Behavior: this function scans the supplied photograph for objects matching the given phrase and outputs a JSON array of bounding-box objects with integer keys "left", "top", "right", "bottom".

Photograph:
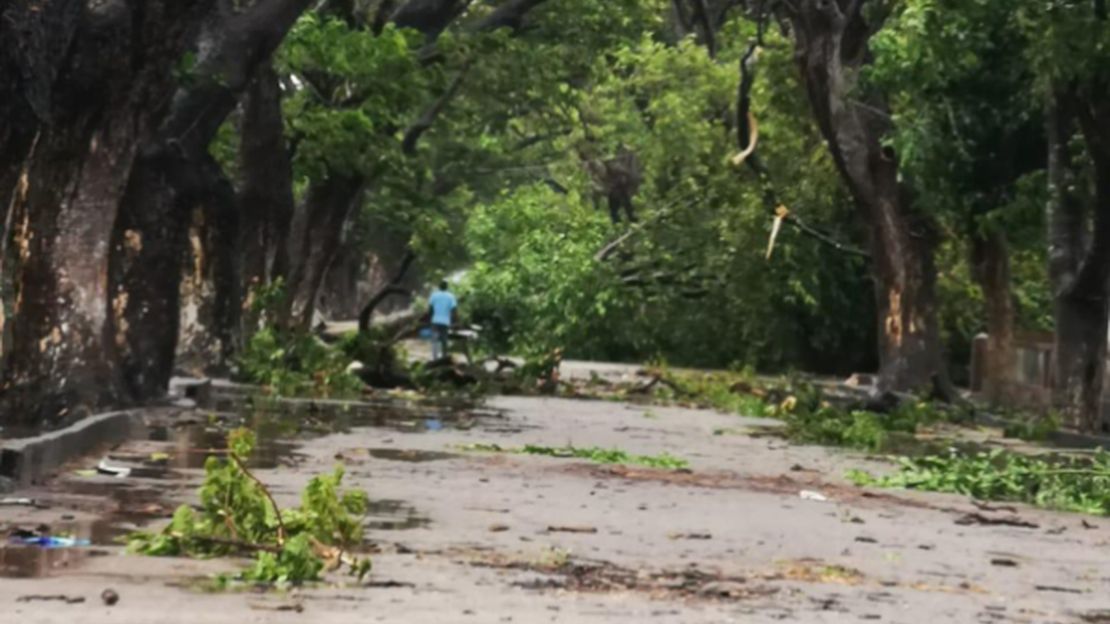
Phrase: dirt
[{"left": 1, "top": 385, "right": 1109, "bottom": 623}]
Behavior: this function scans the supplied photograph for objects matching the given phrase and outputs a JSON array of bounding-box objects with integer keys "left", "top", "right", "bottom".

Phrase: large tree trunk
[
  {"left": 108, "top": 0, "right": 311, "bottom": 399},
  {"left": 1048, "top": 86, "right": 1110, "bottom": 432},
  {"left": 784, "top": 1, "right": 949, "bottom": 395},
  {"left": 970, "top": 229, "right": 1016, "bottom": 403},
  {"left": 240, "top": 62, "right": 296, "bottom": 289},
  {"left": 238, "top": 61, "right": 296, "bottom": 338},
  {"left": 283, "top": 175, "right": 365, "bottom": 329},
  {"left": 177, "top": 171, "right": 242, "bottom": 376},
  {"left": 317, "top": 242, "right": 368, "bottom": 321},
  {"left": 0, "top": 0, "right": 213, "bottom": 426}
]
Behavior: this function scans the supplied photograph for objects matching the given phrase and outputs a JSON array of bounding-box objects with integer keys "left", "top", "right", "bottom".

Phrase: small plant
[
  {"left": 128, "top": 429, "right": 372, "bottom": 584},
  {"left": 848, "top": 448, "right": 1110, "bottom": 516}
]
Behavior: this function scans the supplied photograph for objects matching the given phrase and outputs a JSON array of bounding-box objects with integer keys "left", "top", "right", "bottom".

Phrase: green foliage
[
  {"left": 649, "top": 368, "right": 771, "bottom": 417},
  {"left": 239, "top": 327, "right": 363, "bottom": 399},
  {"left": 1017, "top": 1, "right": 1110, "bottom": 87},
  {"left": 645, "top": 368, "right": 971, "bottom": 452},
  {"left": 461, "top": 29, "right": 874, "bottom": 373},
  {"left": 520, "top": 444, "right": 689, "bottom": 470},
  {"left": 849, "top": 449, "right": 1110, "bottom": 516},
  {"left": 238, "top": 278, "right": 362, "bottom": 398},
  {"left": 459, "top": 442, "right": 688, "bottom": 470},
  {"left": 240, "top": 534, "right": 324, "bottom": 584},
  {"left": 1002, "top": 412, "right": 1061, "bottom": 442},
  {"left": 128, "top": 429, "right": 371, "bottom": 585}
]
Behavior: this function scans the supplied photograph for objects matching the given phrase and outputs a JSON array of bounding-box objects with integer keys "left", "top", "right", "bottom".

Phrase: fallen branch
[
  {"left": 228, "top": 453, "right": 287, "bottom": 546},
  {"left": 547, "top": 525, "right": 598, "bottom": 534},
  {"left": 169, "top": 532, "right": 282, "bottom": 554},
  {"left": 595, "top": 228, "right": 638, "bottom": 262},
  {"left": 954, "top": 513, "right": 1038, "bottom": 529},
  {"left": 630, "top": 374, "right": 690, "bottom": 397},
  {"left": 358, "top": 250, "right": 417, "bottom": 333}
]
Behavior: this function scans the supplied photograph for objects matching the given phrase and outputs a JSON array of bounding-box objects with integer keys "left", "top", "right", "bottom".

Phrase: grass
[{"left": 458, "top": 442, "right": 689, "bottom": 470}]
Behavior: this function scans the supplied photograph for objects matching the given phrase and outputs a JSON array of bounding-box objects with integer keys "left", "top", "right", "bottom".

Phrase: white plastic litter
[
  {"left": 96, "top": 459, "right": 132, "bottom": 478},
  {"left": 799, "top": 490, "right": 829, "bottom": 502}
]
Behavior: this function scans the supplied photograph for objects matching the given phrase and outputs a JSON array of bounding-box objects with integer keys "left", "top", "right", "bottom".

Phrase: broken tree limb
[
  {"left": 595, "top": 228, "right": 638, "bottom": 262},
  {"left": 228, "top": 453, "right": 288, "bottom": 546},
  {"left": 170, "top": 532, "right": 283, "bottom": 554},
  {"left": 731, "top": 109, "right": 759, "bottom": 166},
  {"left": 765, "top": 204, "right": 786, "bottom": 260},
  {"left": 358, "top": 251, "right": 417, "bottom": 333},
  {"left": 733, "top": 33, "right": 868, "bottom": 260}
]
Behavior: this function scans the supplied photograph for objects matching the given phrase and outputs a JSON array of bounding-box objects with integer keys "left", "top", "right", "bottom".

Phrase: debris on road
[
  {"left": 95, "top": 459, "right": 132, "bottom": 478},
  {"left": 16, "top": 595, "right": 85, "bottom": 604},
  {"left": 1035, "top": 585, "right": 1083, "bottom": 594},
  {"left": 955, "top": 513, "right": 1038, "bottom": 529},
  {"left": 546, "top": 525, "right": 598, "bottom": 534},
  {"left": 799, "top": 490, "right": 829, "bottom": 502}
]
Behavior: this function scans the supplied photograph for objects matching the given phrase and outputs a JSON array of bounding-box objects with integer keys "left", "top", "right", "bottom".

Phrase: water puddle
[
  {"left": 367, "top": 448, "right": 458, "bottom": 463},
  {"left": 877, "top": 433, "right": 992, "bottom": 457},
  {"left": 134, "top": 401, "right": 498, "bottom": 473},
  {"left": 0, "top": 520, "right": 131, "bottom": 579},
  {"left": 364, "top": 499, "right": 430, "bottom": 531}
]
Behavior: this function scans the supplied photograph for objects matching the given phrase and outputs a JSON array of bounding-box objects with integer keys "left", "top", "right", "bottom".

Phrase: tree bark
[
  {"left": 970, "top": 229, "right": 1016, "bottom": 403},
  {"left": 0, "top": 0, "right": 213, "bottom": 426},
  {"left": 176, "top": 163, "right": 242, "bottom": 376},
  {"left": 782, "top": 0, "right": 949, "bottom": 396},
  {"left": 239, "top": 62, "right": 296, "bottom": 294},
  {"left": 283, "top": 175, "right": 366, "bottom": 329},
  {"left": 1048, "top": 86, "right": 1110, "bottom": 432},
  {"left": 317, "top": 241, "right": 368, "bottom": 320},
  {"left": 108, "top": 0, "right": 312, "bottom": 400},
  {"left": 358, "top": 250, "right": 416, "bottom": 332}
]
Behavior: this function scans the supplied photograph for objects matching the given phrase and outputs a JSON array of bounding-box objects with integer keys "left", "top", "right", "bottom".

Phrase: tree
[
  {"left": 0, "top": 0, "right": 217, "bottom": 426},
  {"left": 111, "top": 0, "right": 313, "bottom": 398},
  {"left": 867, "top": 0, "right": 1046, "bottom": 396},
  {"left": 1026, "top": 1, "right": 1110, "bottom": 431},
  {"left": 770, "top": 1, "right": 950, "bottom": 396}
]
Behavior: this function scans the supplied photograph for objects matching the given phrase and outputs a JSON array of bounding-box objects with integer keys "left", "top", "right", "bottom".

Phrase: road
[{"left": 2, "top": 391, "right": 1108, "bottom": 623}]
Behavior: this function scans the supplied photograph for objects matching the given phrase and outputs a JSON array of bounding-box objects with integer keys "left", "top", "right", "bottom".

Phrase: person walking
[{"left": 427, "top": 280, "right": 457, "bottom": 361}]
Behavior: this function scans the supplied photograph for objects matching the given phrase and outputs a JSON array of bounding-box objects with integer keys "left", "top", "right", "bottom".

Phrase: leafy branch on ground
[
  {"left": 239, "top": 326, "right": 365, "bottom": 399},
  {"left": 459, "top": 442, "right": 689, "bottom": 470},
  {"left": 848, "top": 449, "right": 1110, "bottom": 516},
  {"left": 127, "top": 428, "right": 372, "bottom": 585}
]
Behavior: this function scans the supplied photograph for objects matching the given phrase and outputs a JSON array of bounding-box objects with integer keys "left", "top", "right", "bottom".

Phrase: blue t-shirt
[{"left": 428, "top": 290, "right": 457, "bottom": 326}]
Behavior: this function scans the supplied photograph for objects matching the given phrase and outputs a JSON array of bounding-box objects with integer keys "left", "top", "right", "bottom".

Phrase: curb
[{"left": 0, "top": 409, "right": 145, "bottom": 487}]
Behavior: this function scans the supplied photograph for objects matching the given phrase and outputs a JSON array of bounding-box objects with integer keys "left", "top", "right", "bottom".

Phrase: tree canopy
[{"left": 1, "top": 0, "right": 1109, "bottom": 431}]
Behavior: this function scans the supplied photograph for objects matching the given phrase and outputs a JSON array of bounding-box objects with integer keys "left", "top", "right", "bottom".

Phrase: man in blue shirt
[{"left": 427, "top": 280, "right": 457, "bottom": 360}]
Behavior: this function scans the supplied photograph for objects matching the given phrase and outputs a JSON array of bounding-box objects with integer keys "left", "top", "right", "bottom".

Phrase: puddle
[
  {"left": 367, "top": 448, "right": 458, "bottom": 463},
  {"left": 136, "top": 401, "right": 498, "bottom": 472},
  {"left": 877, "top": 433, "right": 993, "bottom": 457},
  {"left": 142, "top": 421, "right": 304, "bottom": 470},
  {"left": 364, "top": 500, "right": 430, "bottom": 531},
  {"left": 0, "top": 520, "right": 131, "bottom": 579}
]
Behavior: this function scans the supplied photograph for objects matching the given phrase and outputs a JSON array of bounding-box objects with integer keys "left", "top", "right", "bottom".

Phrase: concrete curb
[{"left": 0, "top": 409, "right": 145, "bottom": 487}]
